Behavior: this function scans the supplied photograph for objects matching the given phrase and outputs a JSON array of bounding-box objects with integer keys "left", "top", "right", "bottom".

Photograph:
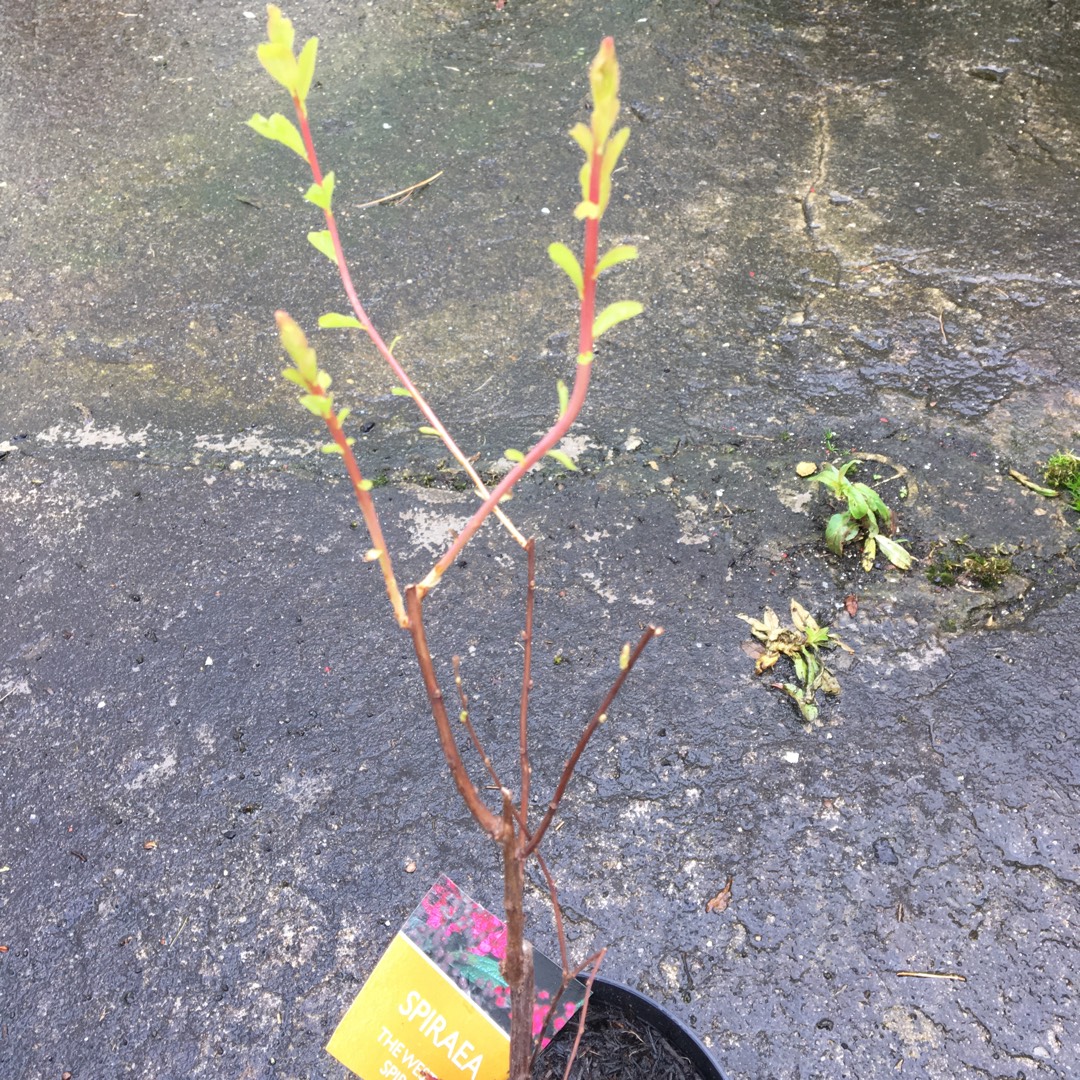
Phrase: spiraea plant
[{"left": 248, "top": 7, "right": 652, "bottom": 1077}]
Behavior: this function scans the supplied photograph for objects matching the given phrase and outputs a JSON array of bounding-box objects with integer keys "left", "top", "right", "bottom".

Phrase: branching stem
[
  {"left": 525, "top": 625, "right": 662, "bottom": 857},
  {"left": 405, "top": 586, "right": 504, "bottom": 840},
  {"left": 292, "top": 97, "right": 526, "bottom": 551}
]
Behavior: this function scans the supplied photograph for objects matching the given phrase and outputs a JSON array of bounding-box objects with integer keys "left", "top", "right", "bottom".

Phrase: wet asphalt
[{"left": 1, "top": 1, "right": 1078, "bottom": 1078}]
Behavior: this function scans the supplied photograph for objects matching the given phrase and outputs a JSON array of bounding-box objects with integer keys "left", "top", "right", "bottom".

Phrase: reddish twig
[
  {"left": 518, "top": 539, "right": 537, "bottom": 821},
  {"left": 526, "top": 625, "right": 662, "bottom": 856},
  {"left": 290, "top": 96, "right": 525, "bottom": 551},
  {"left": 405, "top": 586, "right": 504, "bottom": 840},
  {"left": 453, "top": 655, "right": 503, "bottom": 791},
  {"left": 560, "top": 949, "right": 607, "bottom": 1080}
]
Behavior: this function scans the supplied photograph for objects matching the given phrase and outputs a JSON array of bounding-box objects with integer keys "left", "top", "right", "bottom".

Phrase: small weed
[
  {"left": 807, "top": 460, "right": 912, "bottom": 571},
  {"left": 738, "top": 600, "right": 853, "bottom": 725},
  {"left": 822, "top": 429, "right": 839, "bottom": 456},
  {"left": 1044, "top": 451, "right": 1080, "bottom": 511},
  {"left": 926, "top": 540, "right": 1013, "bottom": 589}
]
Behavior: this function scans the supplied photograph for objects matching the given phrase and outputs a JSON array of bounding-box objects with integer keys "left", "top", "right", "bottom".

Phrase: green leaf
[
  {"left": 276, "top": 311, "right": 318, "bottom": 383},
  {"left": 299, "top": 393, "right": 332, "bottom": 418},
  {"left": 315, "top": 369, "right": 331, "bottom": 391},
  {"left": 779, "top": 683, "right": 818, "bottom": 724},
  {"left": 597, "top": 126, "right": 630, "bottom": 214},
  {"left": 304, "top": 171, "right": 335, "bottom": 211},
  {"left": 547, "top": 242, "right": 583, "bottom": 298},
  {"left": 810, "top": 464, "right": 844, "bottom": 497},
  {"left": 545, "top": 449, "right": 579, "bottom": 472},
  {"left": 569, "top": 122, "right": 593, "bottom": 157},
  {"left": 595, "top": 244, "right": 638, "bottom": 276},
  {"left": 263, "top": 5, "right": 293, "bottom": 52},
  {"left": 574, "top": 199, "right": 602, "bottom": 221},
  {"left": 875, "top": 534, "right": 913, "bottom": 571},
  {"left": 307, "top": 230, "right": 338, "bottom": 265},
  {"left": 556, "top": 379, "right": 569, "bottom": 417},
  {"left": 593, "top": 300, "right": 643, "bottom": 339},
  {"left": 793, "top": 652, "right": 807, "bottom": 685},
  {"left": 846, "top": 485, "right": 870, "bottom": 521},
  {"left": 295, "top": 37, "right": 318, "bottom": 106},
  {"left": 825, "top": 511, "right": 856, "bottom": 556},
  {"left": 856, "top": 482, "right": 890, "bottom": 522},
  {"left": 504, "top": 449, "right": 526, "bottom": 464},
  {"left": 390, "top": 387, "right": 413, "bottom": 397},
  {"left": 319, "top": 312, "right": 363, "bottom": 329},
  {"left": 418, "top": 426, "right": 439, "bottom": 437},
  {"left": 337, "top": 407, "right": 351, "bottom": 424},
  {"left": 282, "top": 368, "right": 307, "bottom": 388},
  {"left": 321, "top": 442, "right": 344, "bottom": 455},
  {"left": 246, "top": 112, "right": 308, "bottom": 161},
  {"left": 256, "top": 41, "right": 295, "bottom": 93}
]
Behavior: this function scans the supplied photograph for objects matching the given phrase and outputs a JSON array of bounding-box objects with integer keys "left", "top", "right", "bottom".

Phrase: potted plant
[{"left": 244, "top": 8, "right": 725, "bottom": 1079}]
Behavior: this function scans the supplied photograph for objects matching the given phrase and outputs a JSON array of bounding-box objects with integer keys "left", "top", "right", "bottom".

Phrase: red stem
[
  {"left": 291, "top": 99, "right": 526, "bottom": 551},
  {"left": 577, "top": 146, "right": 603, "bottom": 359}
]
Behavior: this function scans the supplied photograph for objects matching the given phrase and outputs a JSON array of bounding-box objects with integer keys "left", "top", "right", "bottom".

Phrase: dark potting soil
[{"left": 536, "top": 997, "right": 706, "bottom": 1080}]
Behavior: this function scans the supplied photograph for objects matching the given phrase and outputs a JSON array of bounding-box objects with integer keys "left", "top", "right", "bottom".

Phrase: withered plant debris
[
  {"left": 706, "top": 877, "right": 734, "bottom": 914},
  {"left": 738, "top": 600, "right": 853, "bottom": 725}
]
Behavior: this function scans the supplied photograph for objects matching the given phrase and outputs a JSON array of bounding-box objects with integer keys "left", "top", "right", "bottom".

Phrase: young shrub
[{"left": 245, "top": 8, "right": 652, "bottom": 1078}]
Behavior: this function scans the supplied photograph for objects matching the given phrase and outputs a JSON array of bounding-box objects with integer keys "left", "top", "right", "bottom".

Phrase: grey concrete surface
[{"left": 2, "top": 1, "right": 1079, "bottom": 1078}]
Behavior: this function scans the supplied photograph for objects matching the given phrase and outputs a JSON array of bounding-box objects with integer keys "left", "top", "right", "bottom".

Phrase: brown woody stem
[
  {"left": 500, "top": 792, "right": 535, "bottom": 1080},
  {"left": 518, "top": 539, "right": 537, "bottom": 821},
  {"left": 405, "top": 586, "right": 504, "bottom": 840},
  {"left": 525, "top": 625, "right": 662, "bottom": 857}
]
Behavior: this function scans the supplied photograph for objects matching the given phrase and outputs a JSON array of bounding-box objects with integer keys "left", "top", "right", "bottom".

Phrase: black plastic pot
[{"left": 540, "top": 976, "right": 728, "bottom": 1080}]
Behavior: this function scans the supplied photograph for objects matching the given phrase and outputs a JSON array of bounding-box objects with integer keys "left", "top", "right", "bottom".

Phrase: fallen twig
[
  {"left": 1008, "top": 468, "right": 1059, "bottom": 498},
  {"left": 896, "top": 970, "right": 966, "bottom": 982},
  {"left": 355, "top": 169, "right": 444, "bottom": 209}
]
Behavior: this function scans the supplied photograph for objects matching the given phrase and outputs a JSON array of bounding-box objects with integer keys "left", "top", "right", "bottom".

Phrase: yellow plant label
[{"left": 327, "top": 876, "right": 584, "bottom": 1080}]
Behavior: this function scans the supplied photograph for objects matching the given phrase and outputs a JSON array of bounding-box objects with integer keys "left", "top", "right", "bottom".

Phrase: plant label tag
[{"left": 327, "top": 874, "right": 585, "bottom": 1080}]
